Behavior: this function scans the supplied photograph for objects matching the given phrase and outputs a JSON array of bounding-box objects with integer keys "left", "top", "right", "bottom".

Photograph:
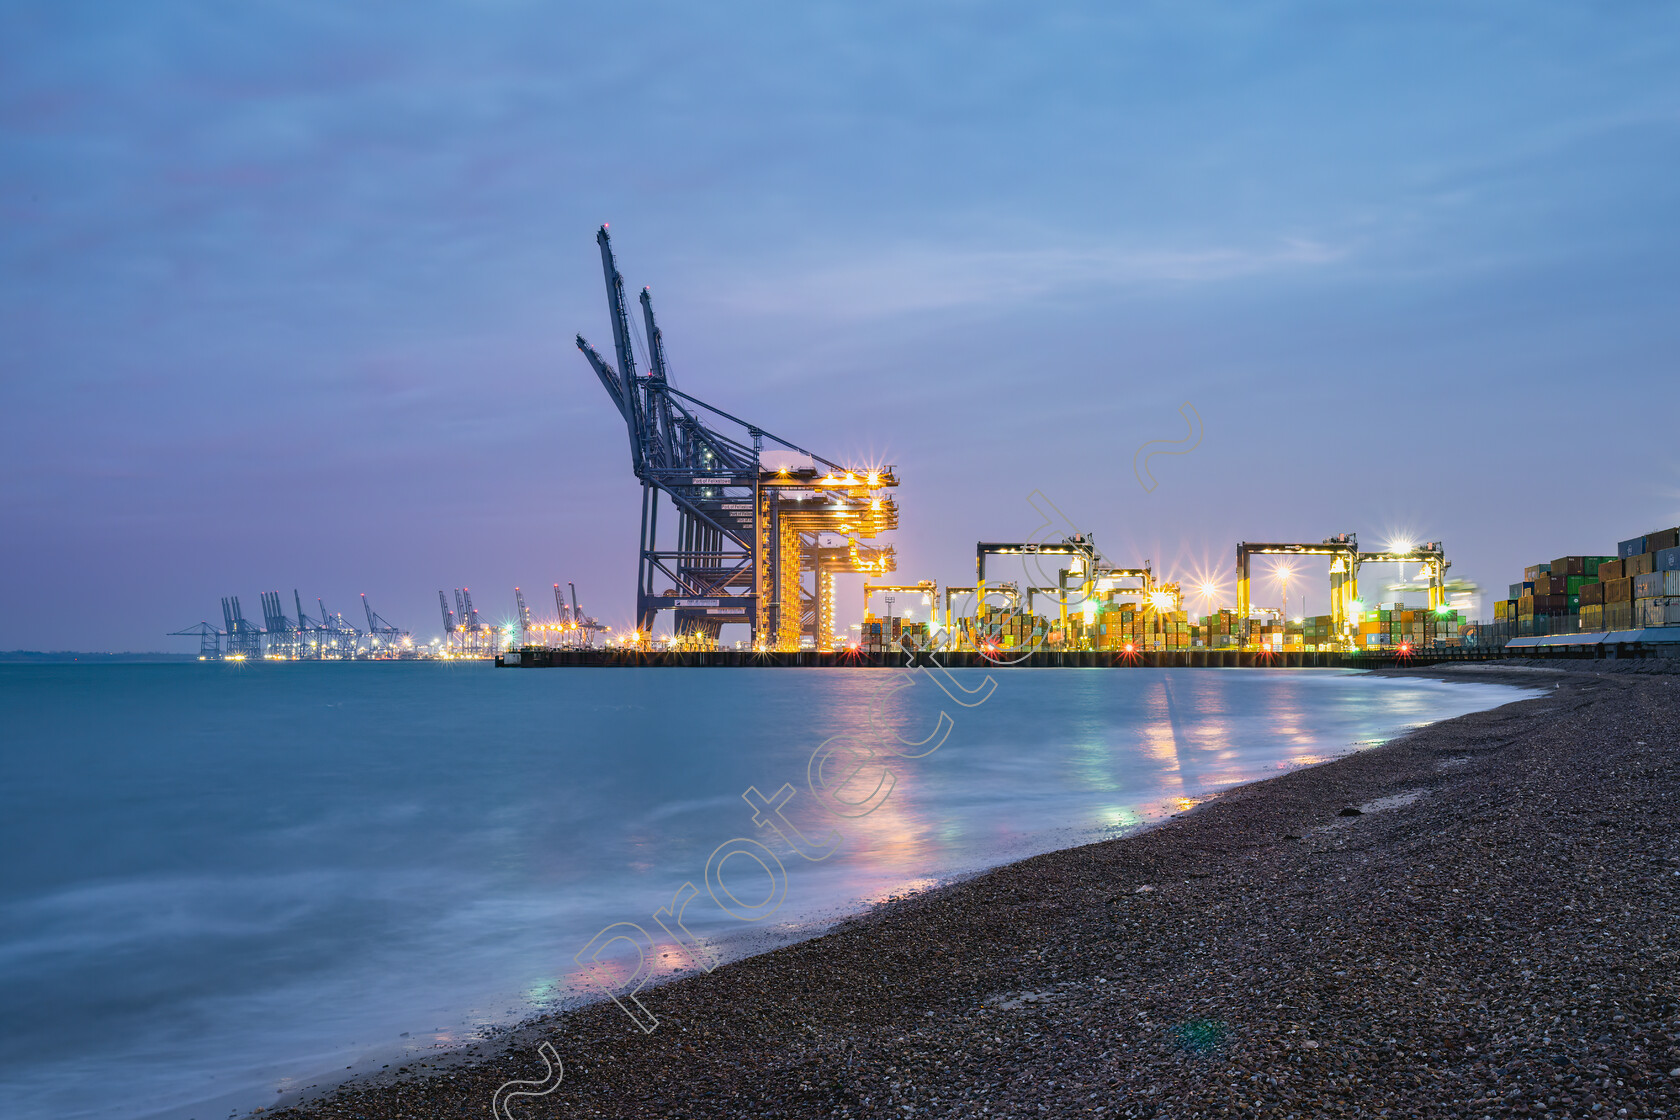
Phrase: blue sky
[{"left": 3, "top": 2, "right": 1677, "bottom": 648}]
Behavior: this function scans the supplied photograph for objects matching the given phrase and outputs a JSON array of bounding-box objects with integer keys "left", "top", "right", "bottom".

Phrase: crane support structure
[
  {"left": 515, "top": 587, "right": 534, "bottom": 644},
  {"left": 1234, "top": 536, "right": 1449, "bottom": 647},
  {"left": 1235, "top": 535, "right": 1360, "bottom": 645},
  {"left": 1356, "top": 543, "right": 1450, "bottom": 612},
  {"left": 976, "top": 535, "right": 1109, "bottom": 636},
  {"left": 168, "top": 621, "right": 223, "bottom": 658},
  {"left": 862, "top": 581, "right": 938, "bottom": 633},
  {"left": 220, "top": 596, "right": 262, "bottom": 658},
  {"left": 360, "top": 594, "right": 408, "bottom": 651},
  {"left": 578, "top": 225, "right": 898, "bottom": 650}
]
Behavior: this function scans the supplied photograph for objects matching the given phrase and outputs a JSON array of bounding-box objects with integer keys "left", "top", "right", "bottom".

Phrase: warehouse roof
[{"left": 1505, "top": 626, "right": 1680, "bottom": 649}]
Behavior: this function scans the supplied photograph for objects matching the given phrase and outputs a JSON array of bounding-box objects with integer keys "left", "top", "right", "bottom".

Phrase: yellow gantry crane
[
  {"left": 758, "top": 466, "right": 899, "bottom": 650},
  {"left": 974, "top": 535, "right": 1104, "bottom": 638},
  {"left": 1356, "top": 542, "right": 1450, "bottom": 611},
  {"left": 862, "top": 580, "right": 937, "bottom": 621},
  {"left": 1235, "top": 535, "right": 1451, "bottom": 649},
  {"left": 1235, "top": 535, "right": 1361, "bottom": 647}
]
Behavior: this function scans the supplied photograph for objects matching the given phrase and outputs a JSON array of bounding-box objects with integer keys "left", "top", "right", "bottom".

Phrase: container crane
[
  {"left": 577, "top": 224, "right": 899, "bottom": 650},
  {"left": 564, "top": 582, "right": 608, "bottom": 645},
  {"left": 259, "top": 591, "right": 299, "bottom": 657},
  {"left": 515, "top": 587, "right": 532, "bottom": 643},
  {"left": 168, "top": 621, "right": 223, "bottom": 658},
  {"left": 360, "top": 594, "right": 406, "bottom": 652},
  {"left": 975, "top": 535, "right": 1109, "bottom": 639},
  {"left": 1235, "top": 535, "right": 1361, "bottom": 647},
  {"left": 315, "top": 597, "right": 361, "bottom": 658},
  {"left": 1355, "top": 542, "right": 1450, "bottom": 612},
  {"left": 292, "top": 590, "right": 328, "bottom": 658},
  {"left": 442, "top": 587, "right": 498, "bottom": 656},
  {"left": 220, "top": 596, "right": 262, "bottom": 658}
]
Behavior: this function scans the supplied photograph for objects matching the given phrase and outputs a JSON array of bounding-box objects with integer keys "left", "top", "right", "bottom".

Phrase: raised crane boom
[
  {"left": 440, "top": 590, "right": 456, "bottom": 633},
  {"left": 597, "top": 225, "right": 647, "bottom": 469},
  {"left": 361, "top": 594, "right": 403, "bottom": 643},
  {"left": 168, "top": 621, "right": 223, "bottom": 658},
  {"left": 294, "top": 590, "right": 317, "bottom": 631},
  {"left": 576, "top": 225, "right": 899, "bottom": 649}
]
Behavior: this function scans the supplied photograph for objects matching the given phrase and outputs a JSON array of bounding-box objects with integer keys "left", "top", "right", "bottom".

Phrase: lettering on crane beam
[
  {"left": 692, "top": 477, "right": 731, "bottom": 485},
  {"left": 705, "top": 608, "right": 747, "bottom": 615},
  {"left": 675, "top": 599, "right": 721, "bottom": 607},
  {"left": 720, "top": 503, "right": 754, "bottom": 511}
]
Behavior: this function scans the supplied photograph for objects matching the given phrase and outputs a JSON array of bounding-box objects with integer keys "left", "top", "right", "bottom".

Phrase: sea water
[{"left": 0, "top": 662, "right": 1530, "bottom": 1119}]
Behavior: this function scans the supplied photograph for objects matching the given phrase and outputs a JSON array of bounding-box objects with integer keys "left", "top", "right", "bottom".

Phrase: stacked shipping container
[
  {"left": 1591, "top": 528, "right": 1679, "bottom": 632},
  {"left": 1096, "top": 605, "right": 1196, "bottom": 651},
  {"left": 859, "top": 616, "right": 930, "bottom": 654},
  {"left": 1355, "top": 607, "right": 1464, "bottom": 649},
  {"left": 1495, "top": 526, "right": 1680, "bottom": 635}
]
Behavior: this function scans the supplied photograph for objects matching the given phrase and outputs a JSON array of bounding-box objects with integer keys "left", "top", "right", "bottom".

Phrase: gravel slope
[{"left": 270, "top": 665, "right": 1680, "bottom": 1120}]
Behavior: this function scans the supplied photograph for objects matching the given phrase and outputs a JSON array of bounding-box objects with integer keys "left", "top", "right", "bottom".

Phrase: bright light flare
[{"left": 1189, "top": 567, "right": 1229, "bottom": 611}]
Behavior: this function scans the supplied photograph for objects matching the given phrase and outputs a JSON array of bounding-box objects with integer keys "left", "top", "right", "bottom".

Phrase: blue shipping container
[
  {"left": 1657, "top": 546, "right": 1680, "bottom": 571},
  {"left": 1619, "top": 537, "right": 1647, "bottom": 558}
]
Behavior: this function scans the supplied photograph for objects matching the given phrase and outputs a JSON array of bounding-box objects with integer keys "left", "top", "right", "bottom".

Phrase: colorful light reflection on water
[{"left": 0, "top": 663, "right": 1530, "bottom": 1119}]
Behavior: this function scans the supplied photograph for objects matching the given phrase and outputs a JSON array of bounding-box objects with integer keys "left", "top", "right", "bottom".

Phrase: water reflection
[
  {"left": 567, "top": 668, "right": 1529, "bottom": 1000},
  {"left": 0, "top": 664, "right": 1532, "bottom": 1120}
]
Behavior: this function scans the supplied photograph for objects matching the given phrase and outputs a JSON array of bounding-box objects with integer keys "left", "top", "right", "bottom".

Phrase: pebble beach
[{"left": 270, "top": 663, "right": 1679, "bottom": 1120}]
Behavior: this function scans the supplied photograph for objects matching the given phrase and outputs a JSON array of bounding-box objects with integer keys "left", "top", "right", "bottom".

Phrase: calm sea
[{"left": 0, "top": 663, "right": 1529, "bottom": 1119}]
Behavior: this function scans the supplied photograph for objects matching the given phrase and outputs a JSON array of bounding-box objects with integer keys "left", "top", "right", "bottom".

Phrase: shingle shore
[{"left": 270, "top": 665, "right": 1679, "bottom": 1119}]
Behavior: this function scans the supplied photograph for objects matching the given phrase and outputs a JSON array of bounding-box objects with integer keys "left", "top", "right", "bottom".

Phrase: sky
[{"left": 2, "top": 1, "right": 1678, "bottom": 650}]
